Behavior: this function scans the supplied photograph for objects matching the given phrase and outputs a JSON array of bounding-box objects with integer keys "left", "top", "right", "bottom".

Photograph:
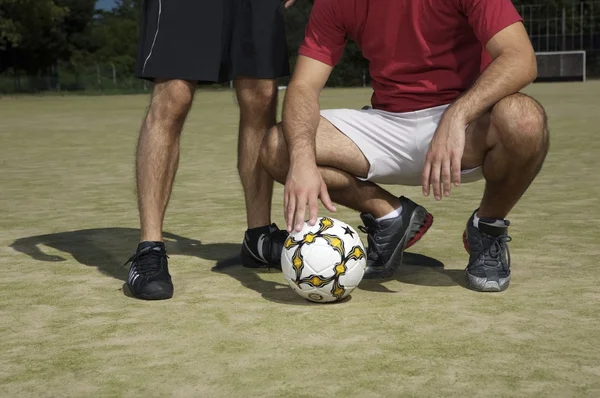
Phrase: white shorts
[{"left": 321, "top": 105, "right": 483, "bottom": 186}]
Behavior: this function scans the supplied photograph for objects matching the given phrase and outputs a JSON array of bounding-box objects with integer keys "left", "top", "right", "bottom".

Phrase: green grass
[{"left": 1, "top": 83, "right": 600, "bottom": 397}]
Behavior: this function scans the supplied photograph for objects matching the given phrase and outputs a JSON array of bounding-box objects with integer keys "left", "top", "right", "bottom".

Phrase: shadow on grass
[
  {"left": 10, "top": 228, "right": 239, "bottom": 282},
  {"left": 359, "top": 252, "right": 467, "bottom": 292},
  {"left": 213, "top": 251, "right": 467, "bottom": 305},
  {"left": 210, "top": 254, "right": 349, "bottom": 306},
  {"left": 11, "top": 229, "right": 467, "bottom": 301}
]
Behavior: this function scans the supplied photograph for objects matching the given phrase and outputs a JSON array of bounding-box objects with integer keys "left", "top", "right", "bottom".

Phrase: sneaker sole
[
  {"left": 462, "top": 231, "right": 510, "bottom": 292},
  {"left": 136, "top": 292, "right": 174, "bottom": 300},
  {"left": 127, "top": 285, "right": 174, "bottom": 300},
  {"left": 465, "top": 273, "right": 510, "bottom": 292},
  {"left": 363, "top": 207, "right": 434, "bottom": 280}
]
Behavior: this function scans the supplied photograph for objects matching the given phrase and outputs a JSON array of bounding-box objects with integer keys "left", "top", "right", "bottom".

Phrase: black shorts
[{"left": 136, "top": 0, "right": 290, "bottom": 83}]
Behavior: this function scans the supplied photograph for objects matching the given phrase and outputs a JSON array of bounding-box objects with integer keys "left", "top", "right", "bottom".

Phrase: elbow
[
  {"left": 504, "top": 48, "right": 538, "bottom": 85},
  {"left": 520, "top": 49, "right": 538, "bottom": 84},
  {"left": 525, "top": 50, "right": 538, "bottom": 84}
]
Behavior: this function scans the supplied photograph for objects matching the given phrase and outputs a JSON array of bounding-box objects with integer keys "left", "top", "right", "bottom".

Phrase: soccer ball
[{"left": 281, "top": 217, "right": 366, "bottom": 303}]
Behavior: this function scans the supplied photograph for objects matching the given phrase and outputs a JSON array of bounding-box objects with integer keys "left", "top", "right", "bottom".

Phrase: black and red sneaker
[
  {"left": 359, "top": 196, "right": 433, "bottom": 279},
  {"left": 463, "top": 210, "right": 512, "bottom": 292}
]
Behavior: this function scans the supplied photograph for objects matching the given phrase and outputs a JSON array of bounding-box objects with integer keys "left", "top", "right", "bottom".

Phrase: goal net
[{"left": 535, "top": 51, "right": 586, "bottom": 82}]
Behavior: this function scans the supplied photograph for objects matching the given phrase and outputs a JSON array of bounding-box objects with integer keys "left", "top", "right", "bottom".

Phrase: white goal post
[{"left": 534, "top": 50, "right": 587, "bottom": 82}]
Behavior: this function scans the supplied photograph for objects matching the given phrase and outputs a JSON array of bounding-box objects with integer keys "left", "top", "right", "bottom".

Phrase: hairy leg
[
  {"left": 462, "top": 93, "right": 550, "bottom": 219},
  {"left": 137, "top": 80, "right": 196, "bottom": 242},
  {"left": 260, "top": 118, "right": 400, "bottom": 218},
  {"left": 235, "top": 77, "right": 278, "bottom": 229}
]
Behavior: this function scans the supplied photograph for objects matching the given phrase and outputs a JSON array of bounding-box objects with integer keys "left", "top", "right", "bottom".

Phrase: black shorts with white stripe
[{"left": 136, "top": 0, "right": 290, "bottom": 83}]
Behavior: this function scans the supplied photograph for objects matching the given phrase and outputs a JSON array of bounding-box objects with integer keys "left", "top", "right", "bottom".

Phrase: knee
[
  {"left": 237, "top": 82, "right": 278, "bottom": 123},
  {"left": 146, "top": 80, "right": 194, "bottom": 131},
  {"left": 259, "top": 124, "right": 285, "bottom": 174},
  {"left": 491, "top": 93, "right": 549, "bottom": 156}
]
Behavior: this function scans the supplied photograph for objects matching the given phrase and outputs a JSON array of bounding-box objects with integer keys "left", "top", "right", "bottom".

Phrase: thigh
[
  {"left": 321, "top": 108, "right": 424, "bottom": 185},
  {"left": 265, "top": 117, "right": 371, "bottom": 178},
  {"left": 315, "top": 117, "right": 371, "bottom": 179},
  {"left": 463, "top": 93, "right": 547, "bottom": 168},
  {"left": 231, "top": 0, "right": 290, "bottom": 79}
]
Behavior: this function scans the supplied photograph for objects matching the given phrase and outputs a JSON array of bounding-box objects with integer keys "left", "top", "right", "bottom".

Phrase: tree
[
  {"left": 56, "top": 0, "right": 97, "bottom": 64},
  {"left": 0, "top": 0, "right": 68, "bottom": 76},
  {"left": 91, "top": 0, "right": 141, "bottom": 75}
]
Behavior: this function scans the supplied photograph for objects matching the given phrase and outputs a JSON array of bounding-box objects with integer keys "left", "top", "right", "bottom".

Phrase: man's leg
[
  {"left": 125, "top": 79, "right": 196, "bottom": 300},
  {"left": 464, "top": 93, "right": 549, "bottom": 219},
  {"left": 234, "top": 78, "right": 291, "bottom": 269},
  {"left": 261, "top": 118, "right": 399, "bottom": 216},
  {"left": 261, "top": 117, "right": 433, "bottom": 278},
  {"left": 462, "top": 93, "right": 549, "bottom": 292},
  {"left": 235, "top": 78, "right": 278, "bottom": 229},
  {"left": 137, "top": 80, "right": 196, "bottom": 241}
]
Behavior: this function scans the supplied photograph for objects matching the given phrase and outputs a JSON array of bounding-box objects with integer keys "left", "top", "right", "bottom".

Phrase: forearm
[
  {"left": 282, "top": 82, "right": 321, "bottom": 166},
  {"left": 448, "top": 50, "right": 537, "bottom": 123}
]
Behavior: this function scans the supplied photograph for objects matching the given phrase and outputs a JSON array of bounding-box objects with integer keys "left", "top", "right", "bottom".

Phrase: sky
[{"left": 96, "top": 0, "right": 117, "bottom": 10}]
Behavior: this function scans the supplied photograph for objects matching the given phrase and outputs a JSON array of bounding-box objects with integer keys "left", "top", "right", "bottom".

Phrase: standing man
[
  {"left": 124, "top": 0, "right": 296, "bottom": 300},
  {"left": 260, "top": 0, "right": 549, "bottom": 292}
]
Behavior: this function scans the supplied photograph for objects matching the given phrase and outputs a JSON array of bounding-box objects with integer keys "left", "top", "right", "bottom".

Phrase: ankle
[
  {"left": 140, "top": 232, "right": 163, "bottom": 242},
  {"left": 375, "top": 206, "right": 403, "bottom": 222},
  {"left": 246, "top": 221, "right": 272, "bottom": 230},
  {"left": 366, "top": 197, "right": 402, "bottom": 219},
  {"left": 245, "top": 224, "right": 274, "bottom": 242},
  {"left": 472, "top": 211, "right": 509, "bottom": 230}
]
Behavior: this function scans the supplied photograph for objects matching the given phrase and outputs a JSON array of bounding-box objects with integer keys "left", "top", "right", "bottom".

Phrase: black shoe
[
  {"left": 359, "top": 196, "right": 433, "bottom": 279},
  {"left": 241, "top": 223, "right": 288, "bottom": 269},
  {"left": 463, "top": 210, "right": 512, "bottom": 292},
  {"left": 124, "top": 241, "right": 173, "bottom": 300}
]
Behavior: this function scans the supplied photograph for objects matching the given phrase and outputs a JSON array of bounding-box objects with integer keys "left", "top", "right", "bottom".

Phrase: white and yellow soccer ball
[{"left": 281, "top": 217, "right": 366, "bottom": 303}]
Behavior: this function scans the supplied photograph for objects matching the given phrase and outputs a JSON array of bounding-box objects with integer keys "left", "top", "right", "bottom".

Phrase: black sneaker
[
  {"left": 463, "top": 210, "right": 512, "bottom": 292},
  {"left": 123, "top": 241, "right": 173, "bottom": 300},
  {"left": 359, "top": 196, "right": 433, "bottom": 279},
  {"left": 241, "top": 223, "right": 288, "bottom": 269}
]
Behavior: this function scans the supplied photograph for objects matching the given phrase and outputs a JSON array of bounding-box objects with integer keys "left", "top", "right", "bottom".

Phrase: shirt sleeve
[
  {"left": 460, "top": 0, "right": 524, "bottom": 46},
  {"left": 298, "top": 0, "right": 347, "bottom": 66}
]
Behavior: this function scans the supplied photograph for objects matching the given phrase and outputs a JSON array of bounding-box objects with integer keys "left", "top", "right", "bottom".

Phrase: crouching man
[{"left": 260, "top": 0, "right": 549, "bottom": 292}]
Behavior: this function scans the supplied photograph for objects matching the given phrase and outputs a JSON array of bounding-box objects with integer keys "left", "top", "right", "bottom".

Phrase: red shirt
[{"left": 298, "top": 0, "right": 523, "bottom": 113}]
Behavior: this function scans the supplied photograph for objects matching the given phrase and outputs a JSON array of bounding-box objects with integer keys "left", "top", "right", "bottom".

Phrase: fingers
[
  {"left": 451, "top": 151, "right": 462, "bottom": 187},
  {"left": 286, "top": 193, "right": 296, "bottom": 233},
  {"left": 284, "top": 0, "right": 295, "bottom": 8},
  {"left": 422, "top": 159, "right": 431, "bottom": 197},
  {"left": 423, "top": 150, "right": 442, "bottom": 201},
  {"left": 442, "top": 159, "right": 452, "bottom": 197},
  {"left": 294, "top": 195, "right": 307, "bottom": 232},
  {"left": 430, "top": 161, "right": 442, "bottom": 201},
  {"left": 320, "top": 183, "right": 337, "bottom": 213},
  {"left": 283, "top": 188, "right": 289, "bottom": 226},
  {"left": 308, "top": 196, "right": 318, "bottom": 227},
  {"left": 423, "top": 152, "right": 462, "bottom": 200}
]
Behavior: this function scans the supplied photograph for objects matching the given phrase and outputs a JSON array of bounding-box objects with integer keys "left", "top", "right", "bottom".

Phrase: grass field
[{"left": 1, "top": 82, "right": 600, "bottom": 397}]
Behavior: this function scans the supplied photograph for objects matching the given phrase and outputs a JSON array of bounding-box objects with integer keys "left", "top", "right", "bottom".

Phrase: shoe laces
[
  {"left": 358, "top": 223, "right": 382, "bottom": 261},
  {"left": 123, "top": 245, "right": 168, "bottom": 276},
  {"left": 475, "top": 233, "right": 512, "bottom": 268}
]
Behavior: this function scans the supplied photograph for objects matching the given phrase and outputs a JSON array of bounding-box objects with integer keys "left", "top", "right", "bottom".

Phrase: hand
[
  {"left": 284, "top": 163, "right": 336, "bottom": 233},
  {"left": 282, "top": 0, "right": 296, "bottom": 8},
  {"left": 422, "top": 111, "right": 467, "bottom": 200}
]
